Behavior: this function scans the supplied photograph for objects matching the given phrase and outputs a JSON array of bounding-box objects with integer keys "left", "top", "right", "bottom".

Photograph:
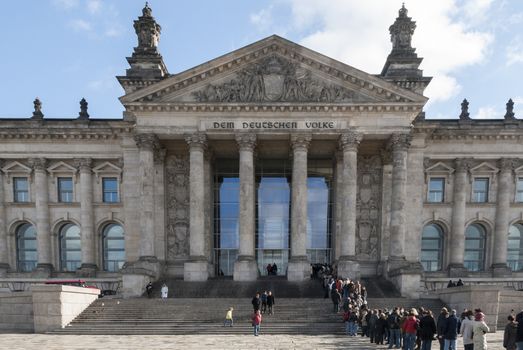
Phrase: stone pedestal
[
  {"left": 386, "top": 257, "right": 423, "bottom": 298},
  {"left": 0, "top": 263, "right": 9, "bottom": 277},
  {"left": 491, "top": 263, "right": 512, "bottom": 277},
  {"left": 448, "top": 263, "right": 468, "bottom": 278},
  {"left": 121, "top": 256, "right": 161, "bottom": 297},
  {"left": 31, "top": 263, "right": 53, "bottom": 278},
  {"left": 233, "top": 257, "right": 258, "bottom": 281},
  {"left": 76, "top": 263, "right": 97, "bottom": 277},
  {"left": 287, "top": 258, "right": 310, "bottom": 281},
  {"left": 337, "top": 257, "right": 360, "bottom": 280},
  {"left": 184, "top": 259, "right": 209, "bottom": 281}
]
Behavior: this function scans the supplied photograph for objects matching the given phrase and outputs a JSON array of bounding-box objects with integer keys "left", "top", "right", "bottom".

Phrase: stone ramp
[{"left": 48, "top": 297, "right": 447, "bottom": 335}]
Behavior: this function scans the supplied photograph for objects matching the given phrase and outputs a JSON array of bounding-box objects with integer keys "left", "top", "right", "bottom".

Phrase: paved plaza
[{"left": 0, "top": 332, "right": 506, "bottom": 350}]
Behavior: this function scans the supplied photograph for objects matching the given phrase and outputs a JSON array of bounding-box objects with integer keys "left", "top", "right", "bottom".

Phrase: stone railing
[
  {"left": 422, "top": 277, "right": 523, "bottom": 292},
  {"left": 0, "top": 278, "right": 121, "bottom": 294}
]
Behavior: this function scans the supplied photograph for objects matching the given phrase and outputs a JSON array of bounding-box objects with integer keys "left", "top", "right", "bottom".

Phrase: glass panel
[
  {"left": 103, "top": 224, "right": 125, "bottom": 272},
  {"left": 508, "top": 224, "right": 523, "bottom": 271},
  {"left": 307, "top": 177, "right": 330, "bottom": 251},
  {"left": 14, "top": 177, "right": 29, "bottom": 202},
  {"left": 58, "top": 178, "right": 73, "bottom": 203},
  {"left": 103, "top": 178, "right": 119, "bottom": 203},
  {"left": 257, "top": 177, "right": 290, "bottom": 250},
  {"left": 16, "top": 223, "right": 37, "bottom": 272},
  {"left": 472, "top": 178, "right": 489, "bottom": 202},
  {"left": 421, "top": 224, "right": 443, "bottom": 271}
]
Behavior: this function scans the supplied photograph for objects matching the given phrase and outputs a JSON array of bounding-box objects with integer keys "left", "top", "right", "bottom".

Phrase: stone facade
[{"left": 0, "top": 4, "right": 522, "bottom": 297}]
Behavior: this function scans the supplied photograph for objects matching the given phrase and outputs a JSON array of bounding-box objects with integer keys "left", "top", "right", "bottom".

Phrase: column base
[
  {"left": 76, "top": 263, "right": 98, "bottom": 277},
  {"left": 32, "top": 263, "right": 54, "bottom": 278},
  {"left": 184, "top": 257, "right": 209, "bottom": 281},
  {"left": 0, "top": 263, "right": 9, "bottom": 277},
  {"left": 491, "top": 263, "right": 512, "bottom": 277},
  {"left": 287, "top": 256, "right": 310, "bottom": 282},
  {"left": 337, "top": 256, "right": 360, "bottom": 280},
  {"left": 447, "top": 263, "right": 469, "bottom": 278},
  {"left": 233, "top": 257, "right": 258, "bottom": 281}
]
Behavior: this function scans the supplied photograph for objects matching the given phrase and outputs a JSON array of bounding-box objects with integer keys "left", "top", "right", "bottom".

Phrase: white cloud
[
  {"left": 250, "top": 6, "right": 274, "bottom": 32},
  {"left": 52, "top": 0, "right": 79, "bottom": 10},
  {"left": 104, "top": 24, "right": 124, "bottom": 38},
  {"left": 473, "top": 106, "right": 502, "bottom": 119},
  {"left": 69, "top": 19, "right": 92, "bottom": 32},
  {"left": 267, "top": 0, "right": 494, "bottom": 104},
  {"left": 87, "top": 0, "right": 102, "bottom": 14}
]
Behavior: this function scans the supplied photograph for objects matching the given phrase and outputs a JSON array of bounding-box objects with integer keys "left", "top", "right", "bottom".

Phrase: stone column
[
  {"left": 387, "top": 134, "right": 411, "bottom": 270},
  {"left": 233, "top": 133, "right": 258, "bottom": 281},
  {"left": 29, "top": 158, "right": 53, "bottom": 275},
  {"left": 0, "top": 159, "right": 9, "bottom": 276},
  {"left": 492, "top": 158, "right": 514, "bottom": 276},
  {"left": 448, "top": 158, "right": 470, "bottom": 276},
  {"left": 288, "top": 134, "right": 312, "bottom": 281},
  {"left": 75, "top": 158, "right": 96, "bottom": 276},
  {"left": 134, "top": 134, "right": 159, "bottom": 261},
  {"left": 337, "top": 131, "right": 362, "bottom": 279},
  {"left": 184, "top": 132, "right": 209, "bottom": 281},
  {"left": 333, "top": 152, "right": 343, "bottom": 262}
]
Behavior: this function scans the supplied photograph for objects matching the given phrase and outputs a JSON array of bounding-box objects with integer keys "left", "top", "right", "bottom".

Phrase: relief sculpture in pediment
[
  {"left": 192, "top": 55, "right": 363, "bottom": 103},
  {"left": 356, "top": 155, "right": 382, "bottom": 260},
  {"left": 165, "top": 154, "right": 190, "bottom": 260}
]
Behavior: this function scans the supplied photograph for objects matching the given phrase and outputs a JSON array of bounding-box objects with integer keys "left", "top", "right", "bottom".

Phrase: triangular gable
[
  {"left": 470, "top": 162, "right": 499, "bottom": 174},
  {"left": 47, "top": 161, "right": 77, "bottom": 174},
  {"left": 1, "top": 161, "right": 32, "bottom": 174},
  {"left": 93, "top": 162, "right": 122, "bottom": 182},
  {"left": 425, "top": 161, "right": 454, "bottom": 174},
  {"left": 120, "top": 35, "right": 428, "bottom": 107}
]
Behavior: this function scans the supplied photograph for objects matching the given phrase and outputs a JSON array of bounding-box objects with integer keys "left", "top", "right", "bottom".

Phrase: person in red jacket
[
  {"left": 252, "top": 310, "right": 262, "bottom": 336},
  {"left": 402, "top": 309, "right": 420, "bottom": 350}
]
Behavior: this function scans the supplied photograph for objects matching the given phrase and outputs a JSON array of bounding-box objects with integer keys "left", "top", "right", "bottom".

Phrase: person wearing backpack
[{"left": 387, "top": 308, "right": 401, "bottom": 349}]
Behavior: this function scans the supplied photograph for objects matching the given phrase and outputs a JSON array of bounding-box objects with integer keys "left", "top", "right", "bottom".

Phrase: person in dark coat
[
  {"left": 145, "top": 282, "right": 153, "bottom": 298},
  {"left": 437, "top": 308, "right": 449, "bottom": 350},
  {"left": 266, "top": 291, "right": 275, "bottom": 315},
  {"left": 504, "top": 314, "right": 518, "bottom": 350},
  {"left": 331, "top": 288, "right": 342, "bottom": 313},
  {"left": 368, "top": 309, "right": 378, "bottom": 343},
  {"left": 419, "top": 310, "right": 437, "bottom": 350},
  {"left": 261, "top": 291, "right": 268, "bottom": 314},
  {"left": 515, "top": 309, "right": 523, "bottom": 349},
  {"left": 251, "top": 293, "right": 261, "bottom": 312},
  {"left": 443, "top": 309, "right": 458, "bottom": 350},
  {"left": 375, "top": 313, "right": 389, "bottom": 345}
]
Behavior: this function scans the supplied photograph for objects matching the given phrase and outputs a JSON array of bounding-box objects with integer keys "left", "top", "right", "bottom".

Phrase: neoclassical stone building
[{"left": 0, "top": 4, "right": 522, "bottom": 297}]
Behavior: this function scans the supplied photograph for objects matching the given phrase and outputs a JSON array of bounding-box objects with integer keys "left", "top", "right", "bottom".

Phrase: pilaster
[{"left": 0, "top": 159, "right": 8, "bottom": 276}]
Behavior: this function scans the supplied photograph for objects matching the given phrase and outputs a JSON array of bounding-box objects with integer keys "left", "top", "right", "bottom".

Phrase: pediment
[
  {"left": 47, "top": 161, "right": 77, "bottom": 174},
  {"left": 470, "top": 162, "right": 499, "bottom": 174},
  {"left": 1, "top": 161, "right": 32, "bottom": 174},
  {"left": 92, "top": 162, "right": 122, "bottom": 182},
  {"left": 425, "top": 162, "right": 454, "bottom": 174},
  {"left": 120, "top": 35, "right": 427, "bottom": 107}
]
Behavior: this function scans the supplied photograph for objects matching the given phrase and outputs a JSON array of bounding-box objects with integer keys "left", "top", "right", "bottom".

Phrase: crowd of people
[{"left": 322, "top": 274, "right": 523, "bottom": 350}]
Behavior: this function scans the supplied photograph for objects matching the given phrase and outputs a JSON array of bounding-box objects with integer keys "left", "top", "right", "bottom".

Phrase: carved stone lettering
[
  {"left": 165, "top": 153, "right": 190, "bottom": 261},
  {"left": 356, "top": 155, "right": 382, "bottom": 260},
  {"left": 192, "top": 55, "right": 365, "bottom": 103}
]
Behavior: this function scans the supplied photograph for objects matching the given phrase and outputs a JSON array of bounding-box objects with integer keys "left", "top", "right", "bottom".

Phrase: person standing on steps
[
  {"left": 261, "top": 291, "right": 268, "bottom": 314},
  {"left": 252, "top": 309, "right": 262, "bottom": 336},
  {"left": 267, "top": 291, "right": 275, "bottom": 315},
  {"left": 224, "top": 307, "right": 234, "bottom": 327},
  {"left": 145, "top": 281, "right": 153, "bottom": 298},
  {"left": 251, "top": 292, "right": 261, "bottom": 312},
  {"left": 160, "top": 283, "right": 168, "bottom": 300},
  {"left": 331, "top": 287, "right": 341, "bottom": 313}
]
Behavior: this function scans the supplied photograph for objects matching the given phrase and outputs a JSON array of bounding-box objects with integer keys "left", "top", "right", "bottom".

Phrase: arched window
[
  {"left": 102, "top": 223, "right": 125, "bottom": 272},
  {"left": 464, "top": 224, "right": 486, "bottom": 271},
  {"left": 16, "top": 223, "right": 37, "bottom": 272},
  {"left": 508, "top": 224, "right": 523, "bottom": 271},
  {"left": 421, "top": 223, "right": 444, "bottom": 271},
  {"left": 59, "top": 223, "right": 81, "bottom": 272}
]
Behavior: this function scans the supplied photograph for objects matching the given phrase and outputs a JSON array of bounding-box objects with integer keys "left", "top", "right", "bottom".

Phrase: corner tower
[
  {"left": 117, "top": 2, "right": 168, "bottom": 94},
  {"left": 380, "top": 4, "right": 431, "bottom": 95}
]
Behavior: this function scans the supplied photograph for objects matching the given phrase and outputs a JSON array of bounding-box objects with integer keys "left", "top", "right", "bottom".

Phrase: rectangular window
[
  {"left": 58, "top": 177, "right": 74, "bottom": 203},
  {"left": 517, "top": 178, "right": 523, "bottom": 203},
  {"left": 13, "top": 177, "right": 29, "bottom": 202},
  {"left": 428, "top": 177, "right": 445, "bottom": 203},
  {"left": 472, "top": 178, "right": 489, "bottom": 203},
  {"left": 103, "top": 177, "right": 119, "bottom": 203}
]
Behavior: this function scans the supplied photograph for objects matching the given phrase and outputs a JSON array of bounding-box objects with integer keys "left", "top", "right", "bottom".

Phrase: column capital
[
  {"left": 154, "top": 148, "right": 167, "bottom": 164},
  {"left": 73, "top": 158, "right": 93, "bottom": 172},
  {"left": 185, "top": 132, "right": 207, "bottom": 150},
  {"left": 454, "top": 158, "right": 473, "bottom": 173},
  {"left": 28, "top": 158, "right": 47, "bottom": 172},
  {"left": 339, "top": 131, "right": 362, "bottom": 152},
  {"left": 388, "top": 133, "right": 412, "bottom": 152},
  {"left": 235, "top": 133, "right": 256, "bottom": 151},
  {"left": 290, "top": 134, "right": 312, "bottom": 151},
  {"left": 134, "top": 133, "right": 159, "bottom": 151},
  {"left": 498, "top": 158, "right": 517, "bottom": 172}
]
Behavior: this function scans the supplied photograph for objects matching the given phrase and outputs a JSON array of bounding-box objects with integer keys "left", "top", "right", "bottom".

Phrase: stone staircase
[{"left": 48, "top": 297, "right": 446, "bottom": 335}]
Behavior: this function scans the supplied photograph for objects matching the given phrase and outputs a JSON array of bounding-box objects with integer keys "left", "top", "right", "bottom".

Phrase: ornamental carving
[
  {"left": 73, "top": 158, "right": 93, "bottom": 172},
  {"left": 356, "top": 155, "right": 382, "bottom": 260},
  {"left": 388, "top": 133, "right": 412, "bottom": 152},
  {"left": 165, "top": 153, "right": 190, "bottom": 260},
  {"left": 339, "top": 131, "right": 362, "bottom": 152},
  {"left": 290, "top": 134, "right": 312, "bottom": 151},
  {"left": 455, "top": 158, "right": 473, "bottom": 173},
  {"left": 185, "top": 132, "right": 207, "bottom": 149},
  {"left": 498, "top": 158, "right": 517, "bottom": 172},
  {"left": 29, "top": 158, "right": 47, "bottom": 172},
  {"left": 235, "top": 133, "right": 257, "bottom": 151},
  {"left": 192, "top": 55, "right": 363, "bottom": 103}
]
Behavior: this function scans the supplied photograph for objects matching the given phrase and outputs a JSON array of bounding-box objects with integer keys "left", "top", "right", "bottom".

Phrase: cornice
[
  {"left": 125, "top": 102, "right": 423, "bottom": 114},
  {"left": 0, "top": 127, "right": 133, "bottom": 140}
]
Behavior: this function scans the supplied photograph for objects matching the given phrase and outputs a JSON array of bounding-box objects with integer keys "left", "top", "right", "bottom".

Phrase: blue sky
[{"left": 0, "top": 0, "right": 522, "bottom": 119}]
